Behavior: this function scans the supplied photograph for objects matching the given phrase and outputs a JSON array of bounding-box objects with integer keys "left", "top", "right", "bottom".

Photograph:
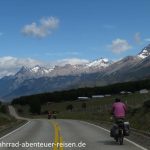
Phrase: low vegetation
[
  {"left": 0, "top": 104, "right": 15, "bottom": 126},
  {"left": 0, "top": 102, "right": 27, "bottom": 137},
  {"left": 12, "top": 79, "right": 150, "bottom": 106},
  {"left": 12, "top": 79, "right": 150, "bottom": 132}
]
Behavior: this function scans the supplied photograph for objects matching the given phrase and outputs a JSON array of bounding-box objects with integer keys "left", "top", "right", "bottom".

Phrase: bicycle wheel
[{"left": 118, "top": 130, "right": 124, "bottom": 145}]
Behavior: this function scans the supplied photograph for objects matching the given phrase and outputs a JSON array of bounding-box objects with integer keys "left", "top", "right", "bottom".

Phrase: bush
[
  {"left": 81, "top": 102, "right": 86, "bottom": 110},
  {"left": 17, "top": 108, "right": 23, "bottom": 113},
  {"left": 66, "top": 104, "right": 74, "bottom": 111},
  {"left": 41, "top": 110, "right": 48, "bottom": 115},
  {"left": 143, "top": 100, "right": 150, "bottom": 109},
  {"left": 0, "top": 105, "right": 8, "bottom": 113}
]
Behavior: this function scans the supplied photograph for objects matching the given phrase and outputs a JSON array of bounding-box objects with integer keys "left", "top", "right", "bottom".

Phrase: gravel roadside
[{"left": 0, "top": 120, "right": 27, "bottom": 139}]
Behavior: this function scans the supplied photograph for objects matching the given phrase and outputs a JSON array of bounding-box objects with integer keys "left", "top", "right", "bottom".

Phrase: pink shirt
[{"left": 112, "top": 102, "right": 127, "bottom": 118}]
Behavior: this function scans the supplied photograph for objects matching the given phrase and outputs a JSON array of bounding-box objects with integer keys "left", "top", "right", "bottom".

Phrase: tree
[
  {"left": 0, "top": 105, "right": 7, "bottom": 113},
  {"left": 17, "top": 108, "right": 23, "bottom": 113},
  {"left": 66, "top": 104, "right": 74, "bottom": 111},
  {"left": 29, "top": 98, "right": 41, "bottom": 115},
  {"left": 143, "top": 100, "right": 150, "bottom": 109},
  {"left": 81, "top": 102, "right": 87, "bottom": 111}
]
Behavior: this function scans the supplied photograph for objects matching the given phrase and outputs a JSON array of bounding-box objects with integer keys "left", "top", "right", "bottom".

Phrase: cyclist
[
  {"left": 110, "top": 98, "right": 127, "bottom": 137},
  {"left": 112, "top": 98, "right": 127, "bottom": 120}
]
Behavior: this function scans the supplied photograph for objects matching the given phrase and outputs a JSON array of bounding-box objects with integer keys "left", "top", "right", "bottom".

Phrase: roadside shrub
[
  {"left": 143, "top": 100, "right": 150, "bottom": 109},
  {"left": 41, "top": 110, "right": 48, "bottom": 114},
  {"left": 0, "top": 105, "right": 8, "bottom": 113},
  {"left": 128, "top": 107, "right": 139, "bottom": 115},
  {"left": 17, "top": 108, "right": 23, "bottom": 113},
  {"left": 81, "top": 102, "right": 87, "bottom": 110},
  {"left": 66, "top": 104, "right": 74, "bottom": 111}
]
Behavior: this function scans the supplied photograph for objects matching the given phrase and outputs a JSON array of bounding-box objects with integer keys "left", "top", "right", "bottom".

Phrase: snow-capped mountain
[
  {"left": 138, "top": 44, "right": 150, "bottom": 59},
  {"left": 31, "top": 65, "right": 54, "bottom": 74},
  {"left": 85, "top": 58, "right": 110, "bottom": 68},
  {"left": 14, "top": 58, "right": 112, "bottom": 78},
  {"left": 15, "top": 65, "right": 54, "bottom": 78},
  {"left": 1, "top": 44, "right": 150, "bottom": 101},
  {"left": 0, "top": 57, "right": 112, "bottom": 100},
  {"left": 31, "top": 65, "right": 52, "bottom": 74}
]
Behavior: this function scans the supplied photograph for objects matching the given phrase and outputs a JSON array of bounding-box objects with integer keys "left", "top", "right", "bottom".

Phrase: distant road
[
  {"left": 0, "top": 106, "right": 147, "bottom": 150},
  {"left": 8, "top": 105, "right": 28, "bottom": 120}
]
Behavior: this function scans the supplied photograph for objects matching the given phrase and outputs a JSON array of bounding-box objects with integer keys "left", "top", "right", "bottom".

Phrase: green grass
[
  {"left": 0, "top": 105, "right": 17, "bottom": 126},
  {"left": 44, "top": 92, "right": 150, "bottom": 132},
  {"left": 41, "top": 92, "right": 150, "bottom": 116},
  {"left": 0, "top": 105, "right": 27, "bottom": 137},
  {"left": 14, "top": 92, "right": 150, "bottom": 132},
  {"left": 0, "top": 113, "right": 16, "bottom": 126}
]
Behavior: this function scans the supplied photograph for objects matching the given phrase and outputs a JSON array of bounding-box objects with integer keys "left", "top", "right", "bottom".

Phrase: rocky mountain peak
[
  {"left": 138, "top": 44, "right": 150, "bottom": 59},
  {"left": 86, "top": 58, "right": 111, "bottom": 68}
]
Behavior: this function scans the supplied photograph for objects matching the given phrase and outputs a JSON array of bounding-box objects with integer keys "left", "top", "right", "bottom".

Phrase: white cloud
[
  {"left": 55, "top": 58, "right": 89, "bottom": 66},
  {"left": 0, "top": 56, "right": 44, "bottom": 78},
  {"left": 22, "top": 17, "right": 59, "bottom": 38},
  {"left": 0, "top": 56, "right": 90, "bottom": 78},
  {"left": 40, "top": 17, "right": 59, "bottom": 29},
  {"left": 134, "top": 32, "right": 141, "bottom": 44},
  {"left": 108, "top": 38, "right": 132, "bottom": 54}
]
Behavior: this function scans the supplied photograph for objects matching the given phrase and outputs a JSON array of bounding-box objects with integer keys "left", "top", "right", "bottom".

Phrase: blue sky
[{"left": 0, "top": 0, "right": 150, "bottom": 76}]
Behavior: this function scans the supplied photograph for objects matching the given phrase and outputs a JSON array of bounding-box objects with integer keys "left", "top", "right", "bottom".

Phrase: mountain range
[{"left": 1, "top": 44, "right": 150, "bottom": 101}]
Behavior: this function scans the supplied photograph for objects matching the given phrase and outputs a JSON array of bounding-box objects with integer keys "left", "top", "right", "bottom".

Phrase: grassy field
[
  {"left": 0, "top": 105, "right": 16, "bottom": 126},
  {"left": 0, "top": 105, "right": 27, "bottom": 137},
  {"left": 0, "top": 112, "right": 16, "bottom": 126},
  {"left": 47, "top": 93, "right": 150, "bottom": 132},
  {"left": 14, "top": 92, "right": 150, "bottom": 132}
]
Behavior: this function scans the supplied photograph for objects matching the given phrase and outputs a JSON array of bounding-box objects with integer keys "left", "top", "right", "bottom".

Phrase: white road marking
[
  {"left": 0, "top": 119, "right": 148, "bottom": 150},
  {"left": 80, "top": 121, "right": 148, "bottom": 150},
  {"left": 0, "top": 121, "right": 31, "bottom": 140}
]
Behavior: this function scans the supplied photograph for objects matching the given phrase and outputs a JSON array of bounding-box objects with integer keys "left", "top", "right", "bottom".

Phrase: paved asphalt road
[{"left": 0, "top": 106, "right": 147, "bottom": 150}]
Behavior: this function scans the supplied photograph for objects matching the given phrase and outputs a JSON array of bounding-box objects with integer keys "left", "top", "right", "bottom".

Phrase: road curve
[
  {"left": 0, "top": 106, "right": 147, "bottom": 150},
  {"left": 8, "top": 105, "right": 29, "bottom": 120}
]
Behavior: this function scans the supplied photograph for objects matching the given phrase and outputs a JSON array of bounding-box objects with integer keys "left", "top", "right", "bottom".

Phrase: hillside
[
  {"left": 12, "top": 78, "right": 150, "bottom": 105},
  {"left": 1, "top": 44, "right": 150, "bottom": 100}
]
